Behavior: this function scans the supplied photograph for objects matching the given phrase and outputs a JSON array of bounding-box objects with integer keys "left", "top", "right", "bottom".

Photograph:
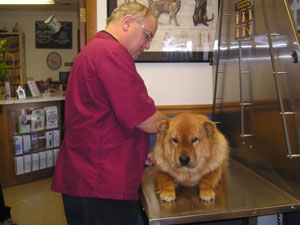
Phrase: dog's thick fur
[
  {"left": 153, "top": 113, "right": 229, "bottom": 202},
  {"left": 148, "top": 0, "right": 181, "bottom": 26},
  {"left": 193, "top": 0, "right": 214, "bottom": 26}
]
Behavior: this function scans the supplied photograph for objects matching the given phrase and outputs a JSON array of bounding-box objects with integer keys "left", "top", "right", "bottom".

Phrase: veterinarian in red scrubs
[{"left": 51, "top": 2, "right": 167, "bottom": 225}]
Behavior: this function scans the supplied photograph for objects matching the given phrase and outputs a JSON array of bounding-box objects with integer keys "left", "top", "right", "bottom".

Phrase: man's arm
[{"left": 137, "top": 110, "right": 167, "bottom": 134}]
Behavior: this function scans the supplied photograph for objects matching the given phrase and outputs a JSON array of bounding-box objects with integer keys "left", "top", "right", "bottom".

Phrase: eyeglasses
[{"left": 136, "top": 23, "right": 154, "bottom": 42}]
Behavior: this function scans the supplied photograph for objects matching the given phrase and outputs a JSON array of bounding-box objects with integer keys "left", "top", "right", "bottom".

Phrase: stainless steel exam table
[{"left": 139, "top": 159, "right": 300, "bottom": 225}]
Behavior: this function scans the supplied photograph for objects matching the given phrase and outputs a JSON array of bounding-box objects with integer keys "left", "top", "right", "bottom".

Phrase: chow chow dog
[{"left": 153, "top": 113, "right": 229, "bottom": 202}]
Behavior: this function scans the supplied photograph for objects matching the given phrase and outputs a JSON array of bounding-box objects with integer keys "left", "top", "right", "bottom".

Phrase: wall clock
[{"left": 47, "top": 52, "right": 62, "bottom": 70}]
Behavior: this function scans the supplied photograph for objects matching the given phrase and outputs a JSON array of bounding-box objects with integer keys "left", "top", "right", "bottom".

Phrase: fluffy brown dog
[{"left": 153, "top": 113, "right": 229, "bottom": 202}]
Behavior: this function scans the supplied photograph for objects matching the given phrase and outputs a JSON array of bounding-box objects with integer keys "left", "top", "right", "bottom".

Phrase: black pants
[
  {"left": 62, "top": 194, "right": 139, "bottom": 225},
  {"left": 0, "top": 183, "right": 11, "bottom": 222}
]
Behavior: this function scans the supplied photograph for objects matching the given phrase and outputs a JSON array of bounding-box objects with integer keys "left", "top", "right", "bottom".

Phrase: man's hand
[{"left": 145, "top": 153, "right": 154, "bottom": 166}]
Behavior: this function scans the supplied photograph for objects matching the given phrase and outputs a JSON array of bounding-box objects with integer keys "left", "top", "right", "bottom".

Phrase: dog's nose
[{"left": 179, "top": 155, "right": 190, "bottom": 166}]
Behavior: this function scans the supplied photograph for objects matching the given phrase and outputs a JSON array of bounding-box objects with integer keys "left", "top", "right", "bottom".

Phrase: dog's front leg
[
  {"left": 172, "top": 15, "right": 180, "bottom": 26},
  {"left": 198, "top": 166, "right": 223, "bottom": 201},
  {"left": 155, "top": 170, "right": 176, "bottom": 202}
]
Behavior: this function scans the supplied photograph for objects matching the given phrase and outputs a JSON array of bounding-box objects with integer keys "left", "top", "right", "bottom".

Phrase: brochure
[
  {"left": 39, "top": 151, "right": 46, "bottom": 170},
  {"left": 44, "top": 106, "right": 58, "bottom": 129},
  {"left": 18, "top": 114, "right": 30, "bottom": 134},
  {"left": 53, "top": 130, "right": 60, "bottom": 147},
  {"left": 13, "top": 136, "right": 23, "bottom": 155},
  {"left": 32, "top": 153, "right": 39, "bottom": 172},
  {"left": 24, "top": 154, "right": 32, "bottom": 173},
  {"left": 15, "top": 156, "right": 24, "bottom": 175},
  {"left": 38, "top": 135, "right": 46, "bottom": 150},
  {"left": 46, "top": 150, "right": 53, "bottom": 168},
  {"left": 22, "top": 135, "right": 31, "bottom": 154},
  {"left": 45, "top": 131, "right": 53, "bottom": 149},
  {"left": 31, "top": 133, "right": 39, "bottom": 152},
  {"left": 31, "top": 109, "right": 44, "bottom": 132}
]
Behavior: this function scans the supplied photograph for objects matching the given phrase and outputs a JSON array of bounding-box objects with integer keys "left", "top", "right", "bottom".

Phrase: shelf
[
  {"left": 0, "top": 32, "right": 25, "bottom": 98},
  {"left": 0, "top": 99, "right": 64, "bottom": 187},
  {"left": 0, "top": 95, "right": 65, "bottom": 105}
]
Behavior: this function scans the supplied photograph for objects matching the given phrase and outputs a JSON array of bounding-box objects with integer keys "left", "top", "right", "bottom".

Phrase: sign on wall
[
  {"left": 35, "top": 21, "right": 72, "bottom": 49},
  {"left": 234, "top": 0, "right": 254, "bottom": 40}
]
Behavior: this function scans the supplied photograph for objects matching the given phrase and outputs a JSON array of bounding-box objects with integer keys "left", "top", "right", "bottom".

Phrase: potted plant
[{"left": 0, "top": 39, "right": 9, "bottom": 98}]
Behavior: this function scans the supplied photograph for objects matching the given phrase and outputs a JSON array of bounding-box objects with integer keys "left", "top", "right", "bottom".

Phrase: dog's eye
[
  {"left": 172, "top": 138, "right": 179, "bottom": 144},
  {"left": 192, "top": 137, "right": 198, "bottom": 143}
]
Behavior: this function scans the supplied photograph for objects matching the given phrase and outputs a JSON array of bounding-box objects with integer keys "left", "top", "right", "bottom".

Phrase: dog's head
[{"left": 156, "top": 113, "right": 218, "bottom": 170}]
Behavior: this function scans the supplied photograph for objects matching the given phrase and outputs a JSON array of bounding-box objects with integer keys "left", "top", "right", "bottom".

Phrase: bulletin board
[{"left": 35, "top": 21, "right": 72, "bottom": 49}]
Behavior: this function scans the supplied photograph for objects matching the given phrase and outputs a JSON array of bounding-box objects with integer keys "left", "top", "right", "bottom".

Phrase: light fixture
[{"left": 0, "top": 0, "right": 54, "bottom": 4}]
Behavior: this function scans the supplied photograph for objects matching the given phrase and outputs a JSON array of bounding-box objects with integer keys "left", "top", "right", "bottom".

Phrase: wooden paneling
[
  {"left": 157, "top": 104, "right": 212, "bottom": 115},
  {"left": 79, "top": 0, "right": 86, "bottom": 50},
  {"left": 86, "top": 0, "right": 97, "bottom": 43}
]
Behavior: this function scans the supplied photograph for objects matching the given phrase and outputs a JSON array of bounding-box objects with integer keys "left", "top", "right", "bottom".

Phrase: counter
[{"left": 0, "top": 95, "right": 65, "bottom": 105}]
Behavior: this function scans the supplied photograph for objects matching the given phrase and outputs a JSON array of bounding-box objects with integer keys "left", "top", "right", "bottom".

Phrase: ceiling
[{"left": 0, "top": 0, "right": 78, "bottom": 11}]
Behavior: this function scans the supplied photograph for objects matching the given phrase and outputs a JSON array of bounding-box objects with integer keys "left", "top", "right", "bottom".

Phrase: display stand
[{"left": 0, "top": 96, "right": 64, "bottom": 187}]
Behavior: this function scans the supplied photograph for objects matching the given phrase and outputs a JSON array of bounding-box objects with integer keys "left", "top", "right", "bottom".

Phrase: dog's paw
[
  {"left": 199, "top": 189, "right": 216, "bottom": 201},
  {"left": 159, "top": 190, "right": 176, "bottom": 202}
]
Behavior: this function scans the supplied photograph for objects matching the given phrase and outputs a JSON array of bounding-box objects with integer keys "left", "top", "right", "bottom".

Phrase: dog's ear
[
  {"left": 157, "top": 119, "right": 169, "bottom": 134},
  {"left": 204, "top": 120, "right": 216, "bottom": 137}
]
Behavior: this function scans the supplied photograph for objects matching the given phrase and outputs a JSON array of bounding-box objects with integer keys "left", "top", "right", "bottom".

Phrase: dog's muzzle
[{"left": 179, "top": 154, "right": 190, "bottom": 166}]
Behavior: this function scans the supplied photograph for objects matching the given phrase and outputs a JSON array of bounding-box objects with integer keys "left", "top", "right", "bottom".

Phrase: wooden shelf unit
[{"left": 0, "top": 98, "right": 64, "bottom": 187}]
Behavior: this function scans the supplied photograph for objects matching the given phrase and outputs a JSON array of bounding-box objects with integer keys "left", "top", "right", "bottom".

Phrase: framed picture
[{"left": 107, "top": 0, "right": 218, "bottom": 62}]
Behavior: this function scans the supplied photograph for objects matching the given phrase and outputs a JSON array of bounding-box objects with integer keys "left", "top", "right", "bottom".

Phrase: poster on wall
[
  {"left": 108, "top": 0, "right": 218, "bottom": 62},
  {"left": 234, "top": 0, "right": 254, "bottom": 40},
  {"left": 35, "top": 21, "right": 72, "bottom": 49}
]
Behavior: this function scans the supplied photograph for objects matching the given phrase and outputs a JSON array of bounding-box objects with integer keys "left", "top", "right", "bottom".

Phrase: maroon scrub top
[{"left": 51, "top": 31, "right": 156, "bottom": 201}]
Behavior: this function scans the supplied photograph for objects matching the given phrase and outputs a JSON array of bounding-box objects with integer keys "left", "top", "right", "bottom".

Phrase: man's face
[{"left": 127, "top": 15, "right": 158, "bottom": 60}]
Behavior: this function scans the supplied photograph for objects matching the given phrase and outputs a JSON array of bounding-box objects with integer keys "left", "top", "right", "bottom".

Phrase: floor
[
  {"left": 3, "top": 177, "right": 293, "bottom": 225},
  {"left": 3, "top": 178, "right": 67, "bottom": 225}
]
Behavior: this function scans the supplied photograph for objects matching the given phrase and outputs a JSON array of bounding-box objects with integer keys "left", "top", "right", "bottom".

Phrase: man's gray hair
[{"left": 106, "top": 2, "right": 153, "bottom": 25}]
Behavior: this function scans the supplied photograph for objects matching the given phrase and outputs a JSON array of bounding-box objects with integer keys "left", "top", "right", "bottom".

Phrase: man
[
  {"left": 51, "top": 2, "right": 167, "bottom": 225},
  {"left": 0, "top": 184, "right": 17, "bottom": 225}
]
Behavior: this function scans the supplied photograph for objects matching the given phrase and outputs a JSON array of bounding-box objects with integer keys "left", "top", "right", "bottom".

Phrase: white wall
[
  {"left": 0, "top": 1, "right": 213, "bottom": 106},
  {"left": 97, "top": 0, "right": 213, "bottom": 106},
  {"left": 0, "top": 10, "right": 78, "bottom": 82}
]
